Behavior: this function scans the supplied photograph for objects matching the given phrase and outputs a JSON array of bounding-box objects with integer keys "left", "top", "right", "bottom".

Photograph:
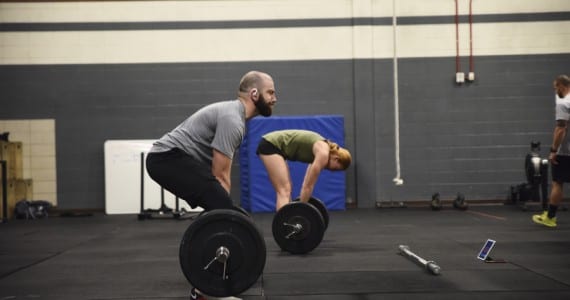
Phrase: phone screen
[{"left": 477, "top": 239, "right": 496, "bottom": 260}]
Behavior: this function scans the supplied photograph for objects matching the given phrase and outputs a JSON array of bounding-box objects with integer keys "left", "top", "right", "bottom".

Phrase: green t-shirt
[{"left": 262, "top": 130, "right": 324, "bottom": 163}]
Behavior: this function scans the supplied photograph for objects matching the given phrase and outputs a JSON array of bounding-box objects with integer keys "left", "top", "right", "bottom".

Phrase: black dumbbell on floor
[{"left": 430, "top": 192, "right": 469, "bottom": 211}]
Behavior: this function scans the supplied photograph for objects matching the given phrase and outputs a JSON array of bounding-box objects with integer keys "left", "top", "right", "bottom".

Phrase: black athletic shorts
[
  {"left": 256, "top": 138, "right": 285, "bottom": 157},
  {"left": 145, "top": 148, "right": 233, "bottom": 211},
  {"left": 552, "top": 155, "right": 570, "bottom": 183}
]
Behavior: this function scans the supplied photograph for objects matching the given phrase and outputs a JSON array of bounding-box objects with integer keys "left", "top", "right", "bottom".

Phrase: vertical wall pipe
[
  {"left": 1, "top": 161, "right": 7, "bottom": 222},
  {"left": 140, "top": 152, "right": 144, "bottom": 213},
  {"left": 469, "top": 0, "right": 474, "bottom": 76},
  {"left": 455, "top": 0, "right": 460, "bottom": 74},
  {"left": 0, "top": 160, "right": 8, "bottom": 223}
]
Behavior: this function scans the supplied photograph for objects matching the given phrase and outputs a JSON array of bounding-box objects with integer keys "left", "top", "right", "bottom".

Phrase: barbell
[{"left": 179, "top": 197, "right": 330, "bottom": 297}]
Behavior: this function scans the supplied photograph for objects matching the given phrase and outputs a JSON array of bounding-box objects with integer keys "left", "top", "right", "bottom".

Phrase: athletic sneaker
[
  {"left": 532, "top": 211, "right": 557, "bottom": 228},
  {"left": 190, "top": 288, "right": 242, "bottom": 300},
  {"left": 190, "top": 288, "right": 206, "bottom": 300}
]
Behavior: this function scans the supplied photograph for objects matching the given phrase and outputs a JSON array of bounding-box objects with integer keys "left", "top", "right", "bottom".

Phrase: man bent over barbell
[
  {"left": 146, "top": 70, "right": 276, "bottom": 211},
  {"left": 146, "top": 71, "right": 277, "bottom": 300}
]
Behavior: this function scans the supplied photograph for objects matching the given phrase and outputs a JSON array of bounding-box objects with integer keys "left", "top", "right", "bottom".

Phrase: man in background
[{"left": 532, "top": 74, "right": 570, "bottom": 228}]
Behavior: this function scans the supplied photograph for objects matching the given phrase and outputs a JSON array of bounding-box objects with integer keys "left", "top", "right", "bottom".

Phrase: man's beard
[{"left": 255, "top": 94, "right": 273, "bottom": 117}]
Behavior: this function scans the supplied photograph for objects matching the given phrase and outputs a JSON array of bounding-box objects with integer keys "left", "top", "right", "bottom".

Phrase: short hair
[{"left": 555, "top": 75, "right": 570, "bottom": 87}]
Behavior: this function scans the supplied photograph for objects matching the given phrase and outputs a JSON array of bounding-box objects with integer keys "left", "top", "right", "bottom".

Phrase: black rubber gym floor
[{"left": 1, "top": 204, "right": 570, "bottom": 300}]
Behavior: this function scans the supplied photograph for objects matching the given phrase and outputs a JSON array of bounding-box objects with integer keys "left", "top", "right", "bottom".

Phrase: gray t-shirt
[
  {"left": 555, "top": 94, "right": 570, "bottom": 156},
  {"left": 150, "top": 100, "right": 246, "bottom": 165}
]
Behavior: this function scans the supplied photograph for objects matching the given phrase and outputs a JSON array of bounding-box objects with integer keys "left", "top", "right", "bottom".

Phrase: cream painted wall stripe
[
  {"left": 1, "top": 0, "right": 568, "bottom": 22},
  {"left": 1, "top": 21, "right": 569, "bottom": 65}
]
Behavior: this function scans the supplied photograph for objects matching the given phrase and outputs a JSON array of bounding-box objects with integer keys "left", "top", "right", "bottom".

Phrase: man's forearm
[
  {"left": 551, "top": 125, "right": 567, "bottom": 152},
  {"left": 215, "top": 174, "right": 231, "bottom": 194}
]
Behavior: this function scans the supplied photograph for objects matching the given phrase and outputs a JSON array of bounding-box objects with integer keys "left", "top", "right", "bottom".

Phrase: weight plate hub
[
  {"left": 203, "top": 232, "right": 243, "bottom": 274},
  {"left": 179, "top": 209, "right": 266, "bottom": 297}
]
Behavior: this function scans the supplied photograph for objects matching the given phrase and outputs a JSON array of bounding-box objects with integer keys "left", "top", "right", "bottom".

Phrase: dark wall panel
[
  {"left": 1, "top": 54, "right": 569, "bottom": 210},
  {"left": 374, "top": 54, "right": 570, "bottom": 204},
  {"left": 0, "top": 61, "right": 357, "bottom": 209}
]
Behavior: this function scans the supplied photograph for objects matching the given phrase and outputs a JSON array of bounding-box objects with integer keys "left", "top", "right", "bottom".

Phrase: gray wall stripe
[
  {"left": 397, "top": 11, "right": 570, "bottom": 25},
  {"left": 1, "top": 12, "right": 568, "bottom": 32}
]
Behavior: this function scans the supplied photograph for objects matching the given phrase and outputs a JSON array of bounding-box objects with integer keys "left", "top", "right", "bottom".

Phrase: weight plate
[
  {"left": 272, "top": 202, "right": 325, "bottom": 254},
  {"left": 196, "top": 205, "right": 250, "bottom": 219},
  {"left": 231, "top": 205, "right": 251, "bottom": 218},
  {"left": 179, "top": 209, "right": 266, "bottom": 297},
  {"left": 294, "top": 197, "right": 329, "bottom": 229}
]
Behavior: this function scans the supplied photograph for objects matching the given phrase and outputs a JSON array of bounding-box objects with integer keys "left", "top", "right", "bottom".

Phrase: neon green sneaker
[{"left": 532, "top": 211, "right": 557, "bottom": 228}]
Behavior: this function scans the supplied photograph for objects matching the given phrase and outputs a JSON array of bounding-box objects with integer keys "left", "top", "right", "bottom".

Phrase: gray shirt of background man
[
  {"left": 555, "top": 93, "right": 570, "bottom": 156},
  {"left": 150, "top": 99, "right": 246, "bottom": 164}
]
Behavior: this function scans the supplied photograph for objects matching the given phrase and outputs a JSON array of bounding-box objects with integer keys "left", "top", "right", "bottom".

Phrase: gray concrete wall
[
  {"left": 2, "top": 54, "right": 569, "bottom": 209},
  {"left": 374, "top": 55, "right": 570, "bottom": 205},
  {"left": 1, "top": 0, "right": 569, "bottom": 209}
]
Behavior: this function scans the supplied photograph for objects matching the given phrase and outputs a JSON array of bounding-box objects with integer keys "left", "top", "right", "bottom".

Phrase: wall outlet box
[{"left": 456, "top": 72, "right": 465, "bottom": 83}]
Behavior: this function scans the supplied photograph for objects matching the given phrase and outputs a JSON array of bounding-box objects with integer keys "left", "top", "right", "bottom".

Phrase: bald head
[
  {"left": 237, "top": 70, "right": 277, "bottom": 118},
  {"left": 238, "top": 71, "right": 273, "bottom": 93}
]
